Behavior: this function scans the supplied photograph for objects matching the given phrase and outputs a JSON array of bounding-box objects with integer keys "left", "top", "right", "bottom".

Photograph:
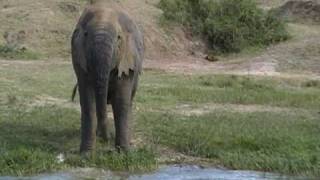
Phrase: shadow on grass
[
  {"left": 0, "top": 104, "right": 156, "bottom": 176},
  {"left": 0, "top": 121, "right": 79, "bottom": 152},
  {"left": 0, "top": 105, "right": 79, "bottom": 175},
  {"left": 0, "top": 104, "right": 79, "bottom": 148}
]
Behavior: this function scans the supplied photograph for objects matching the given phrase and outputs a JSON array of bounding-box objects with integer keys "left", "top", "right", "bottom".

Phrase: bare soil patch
[
  {"left": 0, "top": 0, "right": 194, "bottom": 60},
  {"left": 144, "top": 22, "right": 320, "bottom": 79},
  {"left": 31, "top": 95, "right": 79, "bottom": 111},
  {"left": 174, "top": 103, "right": 299, "bottom": 116},
  {"left": 276, "top": 0, "right": 320, "bottom": 24}
]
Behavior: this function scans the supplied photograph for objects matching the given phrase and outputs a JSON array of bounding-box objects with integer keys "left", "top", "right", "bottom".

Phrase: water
[
  {"left": 130, "top": 165, "right": 306, "bottom": 180},
  {"left": 0, "top": 165, "right": 308, "bottom": 180}
]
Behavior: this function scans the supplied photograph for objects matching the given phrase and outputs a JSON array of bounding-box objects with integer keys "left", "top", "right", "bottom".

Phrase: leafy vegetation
[
  {"left": 159, "top": 0, "right": 290, "bottom": 53},
  {"left": 0, "top": 45, "right": 40, "bottom": 60}
]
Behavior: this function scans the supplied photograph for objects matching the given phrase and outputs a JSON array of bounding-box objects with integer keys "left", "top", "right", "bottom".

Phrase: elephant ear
[
  {"left": 115, "top": 32, "right": 137, "bottom": 77},
  {"left": 72, "top": 29, "right": 87, "bottom": 72}
]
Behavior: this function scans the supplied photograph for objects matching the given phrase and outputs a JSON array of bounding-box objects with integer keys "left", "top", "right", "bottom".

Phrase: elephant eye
[{"left": 84, "top": 31, "right": 88, "bottom": 37}]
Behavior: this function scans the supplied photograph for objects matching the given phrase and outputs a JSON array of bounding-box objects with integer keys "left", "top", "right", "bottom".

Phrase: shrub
[
  {"left": 159, "top": 0, "right": 290, "bottom": 53},
  {"left": 0, "top": 45, "right": 40, "bottom": 60}
]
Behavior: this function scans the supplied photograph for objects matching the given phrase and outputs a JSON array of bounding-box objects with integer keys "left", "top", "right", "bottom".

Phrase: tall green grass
[
  {"left": 139, "top": 111, "right": 320, "bottom": 176},
  {"left": 0, "top": 105, "right": 156, "bottom": 176}
]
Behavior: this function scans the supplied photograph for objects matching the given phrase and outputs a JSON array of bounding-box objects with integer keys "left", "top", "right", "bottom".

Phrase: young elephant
[{"left": 71, "top": 1, "right": 143, "bottom": 153}]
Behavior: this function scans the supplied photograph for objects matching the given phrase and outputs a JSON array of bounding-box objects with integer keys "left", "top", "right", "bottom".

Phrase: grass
[
  {"left": 276, "top": 24, "right": 320, "bottom": 74},
  {"left": 137, "top": 72, "right": 320, "bottom": 109},
  {"left": 0, "top": 62, "right": 319, "bottom": 177}
]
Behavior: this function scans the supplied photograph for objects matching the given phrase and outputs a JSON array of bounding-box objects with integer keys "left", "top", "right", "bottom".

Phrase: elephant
[{"left": 71, "top": 0, "right": 144, "bottom": 153}]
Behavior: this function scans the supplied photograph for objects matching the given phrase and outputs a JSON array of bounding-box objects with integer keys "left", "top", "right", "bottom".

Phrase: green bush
[
  {"left": 159, "top": 0, "right": 290, "bottom": 53},
  {"left": 0, "top": 45, "right": 40, "bottom": 60}
]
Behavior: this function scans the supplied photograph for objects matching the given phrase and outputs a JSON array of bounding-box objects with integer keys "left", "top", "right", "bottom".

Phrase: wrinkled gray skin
[{"left": 71, "top": 3, "right": 143, "bottom": 153}]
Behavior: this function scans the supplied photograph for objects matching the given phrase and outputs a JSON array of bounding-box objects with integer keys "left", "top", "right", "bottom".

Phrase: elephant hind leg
[{"left": 78, "top": 78, "right": 97, "bottom": 153}]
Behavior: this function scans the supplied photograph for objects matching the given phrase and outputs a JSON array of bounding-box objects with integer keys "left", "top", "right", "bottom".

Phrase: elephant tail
[{"left": 71, "top": 83, "right": 78, "bottom": 102}]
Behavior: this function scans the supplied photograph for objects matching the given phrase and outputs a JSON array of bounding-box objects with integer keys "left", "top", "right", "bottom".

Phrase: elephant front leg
[
  {"left": 111, "top": 75, "right": 134, "bottom": 151},
  {"left": 96, "top": 86, "right": 111, "bottom": 143},
  {"left": 112, "top": 98, "right": 132, "bottom": 151},
  {"left": 79, "top": 80, "right": 97, "bottom": 153}
]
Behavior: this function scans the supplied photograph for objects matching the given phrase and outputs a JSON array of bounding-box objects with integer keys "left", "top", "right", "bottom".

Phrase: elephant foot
[
  {"left": 80, "top": 149, "right": 96, "bottom": 158},
  {"left": 80, "top": 141, "right": 96, "bottom": 154},
  {"left": 115, "top": 143, "right": 131, "bottom": 153},
  {"left": 80, "top": 146, "right": 95, "bottom": 155}
]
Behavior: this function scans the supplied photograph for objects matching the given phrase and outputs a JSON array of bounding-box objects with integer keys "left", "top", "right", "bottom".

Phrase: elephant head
[
  {"left": 71, "top": 2, "right": 143, "bottom": 153},
  {"left": 72, "top": 4, "right": 143, "bottom": 75}
]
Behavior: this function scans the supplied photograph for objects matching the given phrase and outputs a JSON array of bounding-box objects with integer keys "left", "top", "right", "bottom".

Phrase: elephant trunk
[
  {"left": 91, "top": 27, "right": 114, "bottom": 91},
  {"left": 90, "top": 26, "right": 116, "bottom": 140}
]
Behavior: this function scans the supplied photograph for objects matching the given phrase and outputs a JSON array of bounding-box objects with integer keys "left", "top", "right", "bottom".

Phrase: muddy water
[{"left": 0, "top": 165, "right": 307, "bottom": 180}]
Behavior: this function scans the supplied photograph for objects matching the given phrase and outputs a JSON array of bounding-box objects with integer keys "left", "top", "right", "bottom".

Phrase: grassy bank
[
  {"left": 139, "top": 111, "right": 320, "bottom": 176},
  {"left": 0, "top": 62, "right": 319, "bottom": 176}
]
